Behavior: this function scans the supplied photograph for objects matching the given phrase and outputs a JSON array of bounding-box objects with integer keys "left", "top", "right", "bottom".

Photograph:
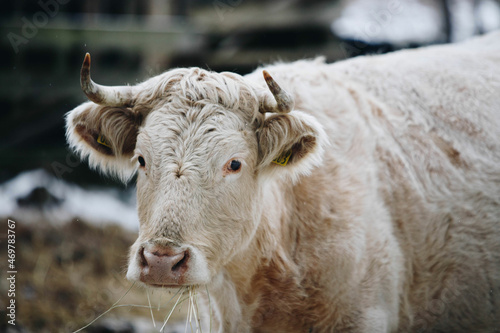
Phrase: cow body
[
  {"left": 214, "top": 34, "right": 500, "bottom": 332},
  {"left": 66, "top": 32, "right": 500, "bottom": 332}
]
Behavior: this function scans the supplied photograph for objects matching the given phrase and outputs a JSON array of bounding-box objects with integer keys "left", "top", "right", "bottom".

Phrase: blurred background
[{"left": 0, "top": 0, "right": 499, "bottom": 332}]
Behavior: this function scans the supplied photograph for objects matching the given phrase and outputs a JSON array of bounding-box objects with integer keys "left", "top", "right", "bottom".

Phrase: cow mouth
[
  {"left": 148, "top": 283, "right": 199, "bottom": 289},
  {"left": 149, "top": 283, "right": 184, "bottom": 288}
]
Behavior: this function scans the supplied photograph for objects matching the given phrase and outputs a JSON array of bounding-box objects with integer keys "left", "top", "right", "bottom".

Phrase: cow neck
[{"left": 216, "top": 176, "right": 305, "bottom": 327}]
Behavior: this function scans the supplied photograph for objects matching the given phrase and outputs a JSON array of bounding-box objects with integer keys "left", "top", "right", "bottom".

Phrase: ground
[{"left": 0, "top": 217, "right": 190, "bottom": 333}]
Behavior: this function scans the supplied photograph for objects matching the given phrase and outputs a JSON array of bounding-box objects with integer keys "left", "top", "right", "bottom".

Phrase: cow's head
[{"left": 66, "top": 54, "right": 326, "bottom": 287}]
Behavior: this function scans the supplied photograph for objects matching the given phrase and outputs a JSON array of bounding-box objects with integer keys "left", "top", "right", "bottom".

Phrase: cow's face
[
  {"left": 128, "top": 84, "right": 262, "bottom": 286},
  {"left": 66, "top": 54, "right": 326, "bottom": 287}
]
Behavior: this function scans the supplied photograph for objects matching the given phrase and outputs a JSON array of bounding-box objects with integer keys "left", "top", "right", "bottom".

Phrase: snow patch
[
  {"left": 332, "top": 0, "right": 500, "bottom": 46},
  {"left": 0, "top": 169, "right": 139, "bottom": 231},
  {"left": 477, "top": 0, "right": 500, "bottom": 32},
  {"left": 332, "top": 0, "right": 445, "bottom": 47}
]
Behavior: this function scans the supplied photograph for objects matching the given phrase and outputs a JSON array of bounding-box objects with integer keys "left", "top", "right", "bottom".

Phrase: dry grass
[
  {"left": 74, "top": 284, "right": 211, "bottom": 333},
  {"left": 0, "top": 217, "right": 204, "bottom": 333}
]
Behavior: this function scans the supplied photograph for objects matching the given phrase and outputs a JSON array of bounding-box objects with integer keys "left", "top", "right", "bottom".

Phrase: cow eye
[
  {"left": 138, "top": 156, "right": 146, "bottom": 167},
  {"left": 223, "top": 158, "right": 242, "bottom": 176},
  {"left": 230, "top": 160, "right": 241, "bottom": 171}
]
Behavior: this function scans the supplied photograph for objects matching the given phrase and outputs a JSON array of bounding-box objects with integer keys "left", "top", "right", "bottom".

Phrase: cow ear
[
  {"left": 65, "top": 101, "right": 144, "bottom": 182},
  {"left": 256, "top": 110, "right": 327, "bottom": 182}
]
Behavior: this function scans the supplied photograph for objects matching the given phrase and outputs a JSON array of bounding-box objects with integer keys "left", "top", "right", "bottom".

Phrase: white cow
[{"left": 66, "top": 32, "right": 500, "bottom": 332}]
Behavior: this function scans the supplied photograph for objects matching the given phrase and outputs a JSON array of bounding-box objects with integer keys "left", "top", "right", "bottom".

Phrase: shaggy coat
[{"left": 66, "top": 32, "right": 500, "bottom": 332}]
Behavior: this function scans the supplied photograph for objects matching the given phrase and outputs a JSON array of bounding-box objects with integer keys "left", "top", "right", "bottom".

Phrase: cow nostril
[
  {"left": 139, "top": 247, "right": 149, "bottom": 267},
  {"left": 171, "top": 251, "right": 189, "bottom": 272}
]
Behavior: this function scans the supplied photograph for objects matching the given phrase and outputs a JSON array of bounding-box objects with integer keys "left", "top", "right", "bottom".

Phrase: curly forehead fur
[{"left": 136, "top": 67, "right": 263, "bottom": 124}]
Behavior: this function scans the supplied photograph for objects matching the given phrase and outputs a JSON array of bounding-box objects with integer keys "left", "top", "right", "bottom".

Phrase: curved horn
[
  {"left": 80, "top": 53, "right": 134, "bottom": 107},
  {"left": 260, "top": 70, "right": 294, "bottom": 113}
]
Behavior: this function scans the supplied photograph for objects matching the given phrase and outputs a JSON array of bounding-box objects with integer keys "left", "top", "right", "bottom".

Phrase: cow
[{"left": 66, "top": 31, "right": 500, "bottom": 332}]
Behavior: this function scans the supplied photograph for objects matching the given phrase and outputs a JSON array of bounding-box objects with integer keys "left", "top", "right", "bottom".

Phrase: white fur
[{"left": 65, "top": 102, "right": 138, "bottom": 182}]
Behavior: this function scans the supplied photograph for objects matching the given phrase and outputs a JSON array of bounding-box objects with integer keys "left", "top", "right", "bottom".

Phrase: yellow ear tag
[
  {"left": 97, "top": 134, "right": 112, "bottom": 148},
  {"left": 272, "top": 150, "right": 292, "bottom": 166}
]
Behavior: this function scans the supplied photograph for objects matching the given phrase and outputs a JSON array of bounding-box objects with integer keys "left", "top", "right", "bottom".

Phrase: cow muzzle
[{"left": 138, "top": 243, "right": 190, "bottom": 287}]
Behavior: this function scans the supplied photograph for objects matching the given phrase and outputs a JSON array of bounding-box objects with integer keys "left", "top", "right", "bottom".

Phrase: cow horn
[
  {"left": 260, "top": 70, "right": 294, "bottom": 113},
  {"left": 80, "top": 53, "right": 134, "bottom": 107}
]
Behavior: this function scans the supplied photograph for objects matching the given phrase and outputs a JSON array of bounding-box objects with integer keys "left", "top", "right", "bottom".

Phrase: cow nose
[{"left": 139, "top": 245, "right": 190, "bottom": 286}]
